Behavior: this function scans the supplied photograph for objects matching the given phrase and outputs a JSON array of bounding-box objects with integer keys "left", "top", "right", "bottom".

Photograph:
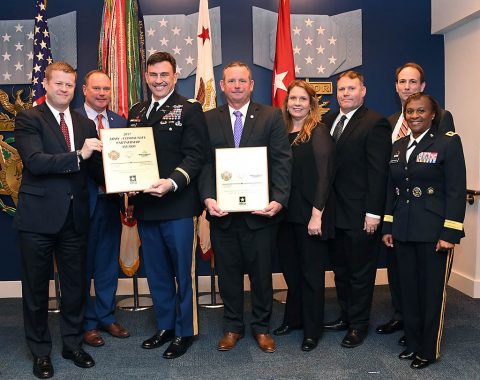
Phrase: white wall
[{"left": 432, "top": 1, "right": 480, "bottom": 297}]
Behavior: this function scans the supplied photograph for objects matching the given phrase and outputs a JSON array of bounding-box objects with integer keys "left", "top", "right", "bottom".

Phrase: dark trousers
[
  {"left": 395, "top": 241, "right": 453, "bottom": 360},
  {"left": 329, "top": 227, "right": 379, "bottom": 330},
  {"left": 19, "top": 205, "right": 87, "bottom": 357},
  {"left": 278, "top": 222, "right": 327, "bottom": 339},
  {"left": 384, "top": 243, "right": 403, "bottom": 321},
  {"left": 138, "top": 217, "right": 198, "bottom": 337},
  {"left": 84, "top": 196, "right": 121, "bottom": 331},
  {"left": 211, "top": 216, "right": 275, "bottom": 335}
]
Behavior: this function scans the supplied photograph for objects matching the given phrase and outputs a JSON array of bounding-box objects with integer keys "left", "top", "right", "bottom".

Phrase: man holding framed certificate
[
  {"left": 126, "top": 52, "right": 208, "bottom": 359},
  {"left": 199, "top": 61, "right": 292, "bottom": 354}
]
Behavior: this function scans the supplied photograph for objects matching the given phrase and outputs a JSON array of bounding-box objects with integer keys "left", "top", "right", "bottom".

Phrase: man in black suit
[
  {"left": 323, "top": 71, "right": 391, "bottom": 348},
  {"left": 75, "top": 70, "right": 129, "bottom": 347},
  {"left": 14, "top": 61, "right": 103, "bottom": 378},
  {"left": 127, "top": 52, "right": 208, "bottom": 359},
  {"left": 199, "top": 61, "right": 292, "bottom": 353},
  {"left": 376, "top": 62, "right": 455, "bottom": 343}
]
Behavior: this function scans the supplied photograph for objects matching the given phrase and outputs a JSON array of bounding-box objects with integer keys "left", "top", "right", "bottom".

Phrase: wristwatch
[{"left": 76, "top": 150, "right": 84, "bottom": 163}]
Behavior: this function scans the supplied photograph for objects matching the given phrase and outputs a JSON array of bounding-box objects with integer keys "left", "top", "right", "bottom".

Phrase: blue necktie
[{"left": 233, "top": 110, "right": 243, "bottom": 148}]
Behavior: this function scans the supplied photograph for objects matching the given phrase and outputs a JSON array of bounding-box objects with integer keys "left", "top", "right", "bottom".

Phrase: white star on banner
[
  {"left": 2, "top": 33, "right": 11, "bottom": 42},
  {"left": 186, "top": 56, "right": 194, "bottom": 65},
  {"left": 39, "top": 40, "right": 47, "bottom": 49},
  {"left": 171, "top": 26, "right": 181, "bottom": 35},
  {"left": 328, "top": 36, "right": 337, "bottom": 45},
  {"left": 3, "top": 72, "right": 11, "bottom": 81},
  {"left": 158, "top": 18, "right": 168, "bottom": 27},
  {"left": 2, "top": 52, "right": 11, "bottom": 61},
  {"left": 292, "top": 26, "right": 301, "bottom": 35},
  {"left": 316, "top": 45, "right": 325, "bottom": 54},
  {"left": 35, "top": 14, "right": 43, "bottom": 23},
  {"left": 14, "top": 62, "right": 23, "bottom": 71},
  {"left": 27, "top": 31, "right": 34, "bottom": 40},
  {"left": 304, "top": 36, "right": 313, "bottom": 45},
  {"left": 27, "top": 52, "right": 34, "bottom": 60},
  {"left": 293, "top": 45, "right": 301, "bottom": 55},
  {"left": 177, "top": 66, "right": 183, "bottom": 74},
  {"left": 305, "top": 56, "right": 313, "bottom": 64},
  {"left": 184, "top": 36, "right": 193, "bottom": 45},
  {"left": 42, "top": 29, "right": 49, "bottom": 37},
  {"left": 295, "top": 65, "right": 301, "bottom": 74},
  {"left": 305, "top": 18, "right": 314, "bottom": 27},
  {"left": 172, "top": 45, "right": 181, "bottom": 55},
  {"left": 159, "top": 37, "right": 168, "bottom": 46},
  {"left": 316, "top": 26, "right": 325, "bottom": 35},
  {"left": 14, "top": 42, "right": 23, "bottom": 51},
  {"left": 36, "top": 52, "right": 44, "bottom": 61},
  {"left": 317, "top": 65, "right": 325, "bottom": 74},
  {"left": 147, "top": 27, "right": 155, "bottom": 36},
  {"left": 273, "top": 70, "right": 288, "bottom": 97},
  {"left": 15, "top": 24, "right": 23, "bottom": 32},
  {"left": 147, "top": 47, "right": 156, "bottom": 56},
  {"left": 328, "top": 55, "right": 337, "bottom": 64}
]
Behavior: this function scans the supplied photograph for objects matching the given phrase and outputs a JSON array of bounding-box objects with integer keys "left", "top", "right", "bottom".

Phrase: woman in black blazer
[
  {"left": 273, "top": 80, "right": 336, "bottom": 351},
  {"left": 382, "top": 93, "right": 466, "bottom": 369}
]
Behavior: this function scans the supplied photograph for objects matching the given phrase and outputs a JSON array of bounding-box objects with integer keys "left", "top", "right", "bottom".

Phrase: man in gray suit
[
  {"left": 75, "top": 70, "right": 129, "bottom": 348},
  {"left": 376, "top": 62, "right": 455, "bottom": 344}
]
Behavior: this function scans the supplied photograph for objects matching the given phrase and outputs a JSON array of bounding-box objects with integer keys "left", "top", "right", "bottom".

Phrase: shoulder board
[
  {"left": 187, "top": 98, "right": 198, "bottom": 104},
  {"left": 445, "top": 131, "right": 457, "bottom": 137}
]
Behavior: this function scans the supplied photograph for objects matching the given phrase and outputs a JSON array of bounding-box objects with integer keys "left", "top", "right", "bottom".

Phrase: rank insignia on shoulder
[
  {"left": 445, "top": 131, "right": 457, "bottom": 137},
  {"left": 188, "top": 98, "right": 198, "bottom": 103}
]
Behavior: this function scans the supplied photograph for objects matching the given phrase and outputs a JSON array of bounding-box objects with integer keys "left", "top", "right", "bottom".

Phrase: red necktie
[
  {"left": 397, "top": 118, "right": 410, "bottom": 140},
  {"left": 97, "top": 114, "right": 104, "bottom": 130},
  {"left": 59, "top": 112, "right": 71, "bottom": 151}
]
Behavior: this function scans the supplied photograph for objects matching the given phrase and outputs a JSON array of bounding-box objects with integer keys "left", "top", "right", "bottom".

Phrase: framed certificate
[
  {"left": 100, "top": 127, "right": 159, "bottom": 193},
  {"left": 216, "top": 147, "right": 269, "bottom": 212}
]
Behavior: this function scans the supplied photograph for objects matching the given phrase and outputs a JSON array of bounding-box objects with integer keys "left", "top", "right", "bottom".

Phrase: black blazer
[
  {"left": 127, "top": 91, "right": 209, "bottom": 221},
  {"left": 13, "top": 103, "right": 101, "bottom": 234},
  {"left": 286, "top": 123, "right": 336, "bottom": 239},
  {"left": 388, "top": 109, "right": 455, "bottom": 134},
  {"left": 382, "top": 127, "right": 466, "bottom": 243},
  {"left": 323, "top": 105, "right": 391, "bottom": 230},
  {"left": 198, "top": 102, "right": 292, "bottom": 230}
]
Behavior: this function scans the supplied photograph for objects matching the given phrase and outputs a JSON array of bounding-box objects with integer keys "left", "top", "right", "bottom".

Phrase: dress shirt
[
  {"left": 83, "top": 103, "right": 110, "bottom": 131},
  {"left": 146, "top": 89, "right": 175, "bottom": 119},
  {"left": 406, "top": 128, "right": 430, "bottom": 162},
  {"left": 45, "top": 100, "right": 75, "bottom": 152}
]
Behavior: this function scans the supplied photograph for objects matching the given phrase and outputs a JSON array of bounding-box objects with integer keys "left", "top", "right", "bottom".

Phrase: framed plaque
[
  {"left": 216, "top": 146, "right": 269, "bottom": 212},
  {"left": 100, "top": 127, "right": 159, "bottom": 193}
]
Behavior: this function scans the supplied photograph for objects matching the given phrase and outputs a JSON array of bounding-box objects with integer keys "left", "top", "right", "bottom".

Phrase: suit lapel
[
  {"left": 39, "top": 103, "right": 69, "bottom": 151},
  {"left": 335, "top": 106, "right": 366, "bottom": 151},
  {"left": 218, "top": 105, "right": 235, "bottom": 147}
]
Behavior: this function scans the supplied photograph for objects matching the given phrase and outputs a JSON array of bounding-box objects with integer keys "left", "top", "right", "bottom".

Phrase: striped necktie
[{"left": 397, "top": 118, "right": 410, "bottom": 140}]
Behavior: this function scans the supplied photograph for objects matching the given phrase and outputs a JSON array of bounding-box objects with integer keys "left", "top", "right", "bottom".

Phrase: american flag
[{"left": 32, "top": 0, "right": 53, "bottom": 106}]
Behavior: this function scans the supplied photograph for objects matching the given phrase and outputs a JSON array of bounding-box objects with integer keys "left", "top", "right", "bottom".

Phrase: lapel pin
[
  {"left": 430, "top": 133, "right": 434, "bottom": 137},
  {"left": 250, "top": 115, "right": 254, "bottom": 119}
]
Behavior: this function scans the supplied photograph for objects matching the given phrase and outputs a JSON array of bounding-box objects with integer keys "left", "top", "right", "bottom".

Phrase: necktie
[
  {"left": 332, "top": 115, "right": 347, "bottom": 142},
  {"left": 147, "top": 102, "right": 159, "bottom": 122},
  {"left": 233, "top": 110, "right": 243, "bottom": 148},
  {"left": 406, "top": 140, "right": 417, "bottom": 162},
  {"left": 397, "top": 118, "right": 410, "bottom": 140},
  {"left": 59, "top": 112, "right": 71, "bottom": 151},
  {"left": 97, "top": 114, "right": 104, "bottom": 130}
]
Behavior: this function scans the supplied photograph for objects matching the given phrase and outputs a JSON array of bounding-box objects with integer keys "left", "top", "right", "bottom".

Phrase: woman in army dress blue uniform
[{"left": 382, "top": 93, "right": 466, "bottom": 369}]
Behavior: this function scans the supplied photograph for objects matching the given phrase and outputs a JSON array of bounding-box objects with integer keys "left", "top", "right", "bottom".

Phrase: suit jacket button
[{"left": 406, "top": 199, "right": 410, "bottom": 203}]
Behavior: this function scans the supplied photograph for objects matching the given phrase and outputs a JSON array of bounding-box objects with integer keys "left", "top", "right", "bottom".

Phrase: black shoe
[
  {"left": 324, "top": 318, "right": 348, "bottom": 331},
  {"left": 301, "top": 337, "right": 318, "bottom": 352},
  {"left": 398, "top": 350, "right": 416, "bottom": 360},
  {"left": 273, "top": 324, "right": 302, "bottom": 336},
  {"left": 375, "top": 319, "right": 404, "bottom": 334},
  {"left": 61, "top": 349, "right": 95, "bottom": 368},
  {"left": 141, "top": 329, "right": 175, "bottom": 349},
  {"left": 341, "top": 328, "right": 367, "bottom": 348},
  {"left": 33, "top": 356, "right": 53, "bottom": 379},
  {"left": 398, "top": 335, "right": 407, "bottom": 346},
  {"left": 163, "top": 336, "right": 193, "bottom": 359},
  {"left": 411, "top": 356, "right": 432, "bottom": 369}
]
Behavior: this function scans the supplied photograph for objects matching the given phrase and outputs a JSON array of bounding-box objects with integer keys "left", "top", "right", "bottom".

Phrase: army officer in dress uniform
[
  {"left": 127, "top": 52, "right": 208, "bottom": 359},
  {"left": 382, "top": 93, "right": 466, "bottom": 370}
]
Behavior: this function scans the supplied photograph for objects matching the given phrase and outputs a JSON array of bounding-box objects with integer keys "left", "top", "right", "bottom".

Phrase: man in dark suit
[
  {"left": 75, "top": 70, "right": 129, "bottom": 348},
  {"left": 322, "top": 71, "right": 391, "bottom": 348},
  {"left": 198, "top": 61, "right": 292, "bottom": 353},
  {"left": 14, "top": 61, "right": 103, "bottom": 378},
  {"left": 376, "top": 62, "right": 455, "bottom": 344},
  {"left": 127, "top": 52, "right": 208, "bottom": 359}
]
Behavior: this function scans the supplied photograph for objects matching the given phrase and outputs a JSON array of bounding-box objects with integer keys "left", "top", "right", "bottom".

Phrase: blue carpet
[{"left": 0, "top": 285, "right": 479, "bottom": 379}]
